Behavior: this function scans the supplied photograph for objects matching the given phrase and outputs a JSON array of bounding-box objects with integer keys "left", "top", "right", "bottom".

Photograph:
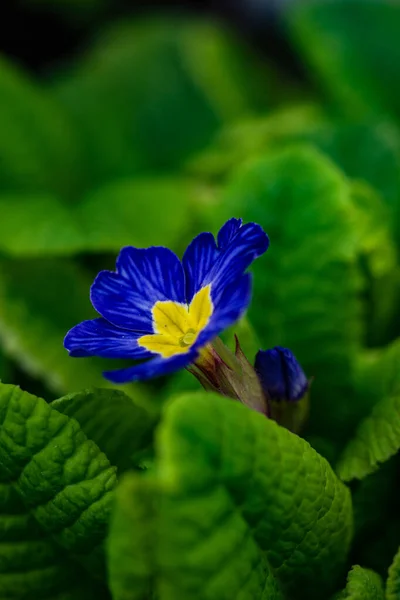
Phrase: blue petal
[
  {"left": 217, "top": 217, "right": 243, "bottom": 249},
  {"left": 183, "top": 220, "right": 268, "bottom": 303},
  {"left": 182, "top": 232, "right": 218, "bottom": 302},
  {"left": 103, "top": 350, "right": 197, "bottom": 383},
  {"left": 91, "top": 246, "right": 185, "bottom": 331},
  {"left": 117, "top": 246, "right": 185, "bottom": 302},
  {"left": 195, "top": 274, "right": 252, "bottom": 347},
  {"left": 207, "top": 222, "right": 269, "bottom": 305},
  {"left": 91, "top": 272, "right": 154, "bottom": 332},
  {"left": 255, "top": 346, "right": 308, "bottom": 402},
  {"left": 64, "top": 318, "right": 152, "bottom": 359}
]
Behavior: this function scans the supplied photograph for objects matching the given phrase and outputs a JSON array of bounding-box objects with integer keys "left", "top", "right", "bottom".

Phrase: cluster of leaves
[{"left": 1, "top": 0, "right": 400, "bottom": 598}]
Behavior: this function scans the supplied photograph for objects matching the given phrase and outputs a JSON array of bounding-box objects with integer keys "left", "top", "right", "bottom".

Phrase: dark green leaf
[
  {"left": 52, "top": 388, "right": 157, "bottom": 472},
  {"left": 286, "top": 0, "right": 400, "bottom": 119},
  {"left": 337, "top": 393, "right": 400, "bottom": 481},
  {"left": 52, "top": 18, "right": 272, "bottom": 181},
  {"left": 0, "top": 465, "right": 109, "bottom": 599},
  {"left": 0, "top": 55, "right": 82, "bottom": 198}
]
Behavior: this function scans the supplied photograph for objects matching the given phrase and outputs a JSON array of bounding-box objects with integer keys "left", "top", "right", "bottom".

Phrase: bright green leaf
[
  {"left": 52, "top": 388, "right": 157, "bottom": 472},
  {"left": 337, "top": 565, "right": 384, "bottom": 599},
  {"left": 108, "top": 392, "right": 353, "bottom": 600},
  {"left": 0, "top": 383, "right": 118, "bottom": 578},
  {"left": 387, "top": 546, "right": 400, "bottom": 600}
]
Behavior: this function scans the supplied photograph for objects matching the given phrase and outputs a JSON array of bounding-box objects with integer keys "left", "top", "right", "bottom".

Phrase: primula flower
[
  {"left": 255, "top": 346, "right": 309, "bottom": 402},
  {"left": 64, "top": 218, "right": 269, "bottom": 383}
]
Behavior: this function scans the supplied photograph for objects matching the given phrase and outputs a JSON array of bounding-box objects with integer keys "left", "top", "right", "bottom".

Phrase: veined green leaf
[
  {"left": 0, "top": 383, "right": 118, "bottom": 579},
  {"left": 0, "top": 465, "right": 109, "bottom": 599},
  {"left": 108, "top": 392, "right": 353, "bottom": 600},
  {"left": 337, "top": 565, "right": 384, "bottom": 599},
  {"left": 52, "top": 388, "right": 157, "bottom": 472},
  {"left": 387, "top": 547, "right": 400, "bottom": 600},
  {"left": 336, "top": 393, "right": 400, "bottom": 482}
]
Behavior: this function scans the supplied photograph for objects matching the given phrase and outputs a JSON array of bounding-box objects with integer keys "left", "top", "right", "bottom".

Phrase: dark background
[{"left": 0, "top": 0, "right": 304, "bottom": 79}]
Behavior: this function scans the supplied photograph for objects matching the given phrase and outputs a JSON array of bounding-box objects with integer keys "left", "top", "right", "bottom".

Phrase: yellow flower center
[{"left": 137, "top": 285, "right": 213, "bottom": 358}]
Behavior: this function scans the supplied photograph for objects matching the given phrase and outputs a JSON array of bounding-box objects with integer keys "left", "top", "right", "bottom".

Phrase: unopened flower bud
[{"left": 255, "top": 346, "right": 310, "bottom": 433}]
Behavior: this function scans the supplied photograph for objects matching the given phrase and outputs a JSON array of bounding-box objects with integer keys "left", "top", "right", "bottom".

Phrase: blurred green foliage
[{"left": 1, "top": 0, "right": 400, "bottom": 598}]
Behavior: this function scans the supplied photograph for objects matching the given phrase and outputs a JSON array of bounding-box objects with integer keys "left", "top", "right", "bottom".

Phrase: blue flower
[
  {"left": 255, "top": 346, "right": 308, "bottom": 402},
  {"left": 64, "top": 218, "right": 269, "bottom": 383}
]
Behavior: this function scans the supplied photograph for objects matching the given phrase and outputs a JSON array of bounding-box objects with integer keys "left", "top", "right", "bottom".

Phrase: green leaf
[
  {"left": 0, "top": 194, "right": 84, "bottom": 257},
  {"left": 0, "top": 176, "right": 209, "bottom": 257},
  {"left": 354, "top": 338, "right": 400, "bottom": 411},
  {"left": 0, "top": 465, "right": 109, "bottom": 599},
  {"left": 285, "top": 0, "right": 400, "bottom": 120},
  {"left": 108, "top": 475, "right": 162, "bottom": 600},
  {"left": 338, "top": 338, "right": 400, "bottom": 481},
  {"left": 337, "top": 566, "right": 384, "bottom": 599},
  {"left": 336, "top": 393, "right": 400, "bottom": 482},
  {"left": 349, "top": 181, "right": 399, "bottom": 346},
  {"left": 305, "top": 121, "right": 400, "bottom": 221},
  {"left": 0, "top": 55, "right": 82, "bottom": 198},
  {"left": 188, "top": 103, "right": 327, "bottom": 179},
  {"left": 193, "top": 106, "right": 400, "bottom": 247},
  {"left": 214, "top": 145, "right": 365, "bottom": 443},
  {"left": 0, "top": 257, "right": 147, "bottom": 400},
  {"left": 108, "top": 392, "right": 353, "bottom": 600},
  {"left": 52, "top": 388, "right": 157, "bottom": 472},
  {"left": 52, "top": 18, "right": 272, "bottom": 181},
  {"left": 0, "top": 383, "right": 118, "bottom": 579},
  {"left": 75, "top": 176, "right": 205, "bottom": 255},
  {"left": 387, "top": 547, "right": 400, "bottom": 600}
]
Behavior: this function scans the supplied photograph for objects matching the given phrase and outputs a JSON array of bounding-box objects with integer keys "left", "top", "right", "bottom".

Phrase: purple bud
[{"left": 255, "top": 346, "right": 308, "bottom": 402}]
